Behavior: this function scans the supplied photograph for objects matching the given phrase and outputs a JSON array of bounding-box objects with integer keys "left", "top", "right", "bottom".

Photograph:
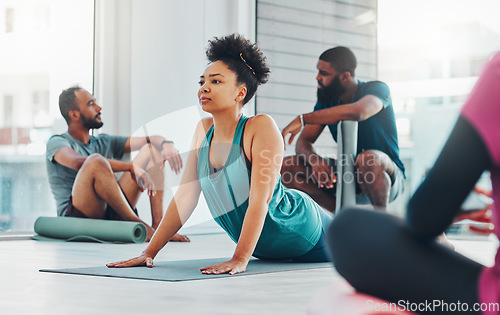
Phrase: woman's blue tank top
[{"left": 197, "top": 115, "right": 323, "bottom": 258}]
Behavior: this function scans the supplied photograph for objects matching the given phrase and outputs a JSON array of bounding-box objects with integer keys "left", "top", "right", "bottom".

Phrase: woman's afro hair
[{"left": 206, "top": 34, "right": 270, "bottom": 104}]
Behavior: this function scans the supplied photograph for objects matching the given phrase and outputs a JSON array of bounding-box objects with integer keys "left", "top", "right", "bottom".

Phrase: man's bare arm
[
  {"left": 295, "top": 124, "right": 325, "bottom": 160},
  {"left": 125, "top": 136, "right": 183, "bottom": 174},
  {"left": 53, "top": 147, "right": 133, "bottom": 172},
  {"left": 303, "top": 95, "right": 383, "bottom": 125},
  {"left": 282, "top": 95, "right": 383, "bottom": 146},
  {"left": 125, "top": 136, "right": 166, "bottom": 153}
]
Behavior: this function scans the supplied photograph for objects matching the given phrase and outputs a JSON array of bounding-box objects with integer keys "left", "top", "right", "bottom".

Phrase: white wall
[{"left": 93, "top": 0, "right": 256, "bottom": 229}]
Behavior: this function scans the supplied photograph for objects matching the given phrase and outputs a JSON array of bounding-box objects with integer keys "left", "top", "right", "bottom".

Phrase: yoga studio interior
[{"left": 1, "top": 0, "right": 499, "bottom": 314}]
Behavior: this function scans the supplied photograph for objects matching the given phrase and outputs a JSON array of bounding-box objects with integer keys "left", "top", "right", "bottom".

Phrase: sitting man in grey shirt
[{"left": 46, "top": 86, "right": 189, "bottom": 242}]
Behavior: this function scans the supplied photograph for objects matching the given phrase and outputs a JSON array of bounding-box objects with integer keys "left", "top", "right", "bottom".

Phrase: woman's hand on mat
[
  {"left": 161, "top": 142, "right": 183, "bottom": 174},
  {"left": 106, "top": 254, "right": 154, "bottom": 268},
  {"left": 200, "top": 258, "right": 248, "bottom": 275},
  {"left": 281, "top": 116, "right": 303, "bottom": 148}
]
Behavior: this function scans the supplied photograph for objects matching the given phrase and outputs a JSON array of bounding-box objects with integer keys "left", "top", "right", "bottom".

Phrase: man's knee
[
  {"left": 281, "top": 156, "right": 298, "bottom": 182},
  {"left": 356, "top": 150, "right": 394, "bottom": 185},
  {"left": 281, "top": 155, "right": 308, "bottom": 188},
  {"left": 356, "top": 150, "right": 381, "bottom": 172},
  {"left": 81, "top": 154, "right": 112, "bottom": 173},
  {"left": 281, "top": 156, "right": 297, "bottom": 173}
]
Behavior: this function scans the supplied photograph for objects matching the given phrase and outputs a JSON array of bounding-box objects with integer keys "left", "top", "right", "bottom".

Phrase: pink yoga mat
[{"left": 308, "top": 280, "right": 416, "bottom": 315}]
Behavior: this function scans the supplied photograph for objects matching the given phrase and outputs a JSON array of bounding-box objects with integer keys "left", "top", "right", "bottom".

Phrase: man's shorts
[
  {"left": 326, "top": 157, "right": 405, "bottom": 204},
  {"left": 387, "top": 166, "right": 405, "bottom": 202},
  {"left": 63, "top": 194, "right": 138, "bottom": 220}
]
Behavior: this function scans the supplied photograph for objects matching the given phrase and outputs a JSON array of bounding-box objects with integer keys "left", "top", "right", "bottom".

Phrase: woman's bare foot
[
  {"left": 171, "top": 233, "right": 190, "bottom": 242},
  {"left": 144, "top": 227, "right": 189, "bottom": 242}
]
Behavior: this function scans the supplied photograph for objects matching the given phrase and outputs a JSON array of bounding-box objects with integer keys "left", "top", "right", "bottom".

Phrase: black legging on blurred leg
[{"left": 327, "top": 116, "right": 491, "bottom": 314}]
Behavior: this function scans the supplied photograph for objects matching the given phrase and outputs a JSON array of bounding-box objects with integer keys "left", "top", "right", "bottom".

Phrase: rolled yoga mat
[
  {"left": 33, "top": 216, "right": 147, "bottom": 243},
  {"left": 336, "top": 120, "right": 358, "bottom": 211},
  {"left": 335, "top": 120, "right": 371, "bottom": 209}
]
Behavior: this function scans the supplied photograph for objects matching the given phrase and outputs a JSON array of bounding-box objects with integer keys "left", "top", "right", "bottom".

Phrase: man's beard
[
  {"left": 317, "top": 74, "right": 345, "bottom": 103},
  {"left": 82, "top": 114, "right": 103, "bottom": 129}
]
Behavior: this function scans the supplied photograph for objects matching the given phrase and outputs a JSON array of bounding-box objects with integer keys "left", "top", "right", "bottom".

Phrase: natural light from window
[{"left": 0, "top": 0, "right": 93, "bottom": 232}]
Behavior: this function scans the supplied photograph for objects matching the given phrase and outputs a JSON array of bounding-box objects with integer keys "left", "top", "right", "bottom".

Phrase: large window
[
  {"left": 0, "top": 0, "right": 94, "bottom": 232},
  {"left": 378, "top": 0, "right": 500, "bottom": 198}
]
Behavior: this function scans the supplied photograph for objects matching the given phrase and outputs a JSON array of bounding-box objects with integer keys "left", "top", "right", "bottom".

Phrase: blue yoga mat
[{"left": 40, "top": 258, "right": 331, "bottom": 281}]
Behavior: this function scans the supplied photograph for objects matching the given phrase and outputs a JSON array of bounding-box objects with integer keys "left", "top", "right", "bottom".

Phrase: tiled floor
[{"left": 0, "top": 230, "right": 497, "bottom": 315}]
